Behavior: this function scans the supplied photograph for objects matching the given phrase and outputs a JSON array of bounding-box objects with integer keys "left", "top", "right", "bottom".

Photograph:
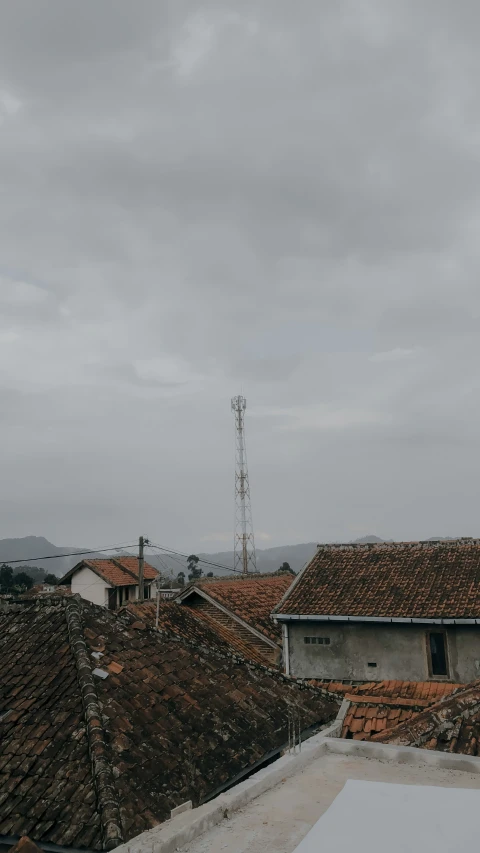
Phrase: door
[{"left": 107, "top": 587, "right": 117, "bottom": 610}]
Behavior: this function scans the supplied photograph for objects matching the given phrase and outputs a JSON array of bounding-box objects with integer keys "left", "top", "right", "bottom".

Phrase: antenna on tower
[{"left": 231, "top": 395, "right": 257, "bottom": 574}]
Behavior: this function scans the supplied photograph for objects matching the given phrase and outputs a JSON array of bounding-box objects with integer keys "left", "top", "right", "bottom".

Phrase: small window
[
  {"left": 428, "top": 631, "right": 448, "bottom": 677},
  {"left": 367, "top": 662, "right": 377, "bottom": 668},
  {"left": 304, "top": 637, "right": 330, "bottom": 646}
]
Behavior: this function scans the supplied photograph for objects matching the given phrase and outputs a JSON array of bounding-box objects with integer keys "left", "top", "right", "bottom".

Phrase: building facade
[
  {"left": 61, "top": 557, "right": 157, "bottom": 609},
  {"left": 274, "top": 540, "right": 480, "bottom": 683},
  {"left": 285, "top": 621, "right": 480, "bottom": 682}
]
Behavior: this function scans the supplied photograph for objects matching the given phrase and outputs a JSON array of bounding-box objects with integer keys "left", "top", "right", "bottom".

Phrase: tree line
[
  {"left": 0, "top": 563, "right": 58, "bottom": 594},
  {"left": 174, "top": 556, "right": 295, "bottom": 586}
]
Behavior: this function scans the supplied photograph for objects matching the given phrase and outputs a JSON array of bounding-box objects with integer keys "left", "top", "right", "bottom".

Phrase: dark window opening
[
  {"left": 304, "top": 637, "right": 331, "bottom": 645},
  {"left": 428, "top": 632, "right": 448, "bottom": 676},
  {"left": 367, "top": 662, "right": 377, "bottom": 668}
]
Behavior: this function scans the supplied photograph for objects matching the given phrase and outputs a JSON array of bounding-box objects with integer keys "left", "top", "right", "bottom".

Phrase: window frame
[{"left": 426, "top": 629, "right": 450, "bottom": 679}]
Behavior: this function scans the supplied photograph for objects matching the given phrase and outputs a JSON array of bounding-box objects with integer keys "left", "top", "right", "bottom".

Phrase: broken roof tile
[{"left": 373, "top": 680, "right": 480, "bottom": 754}]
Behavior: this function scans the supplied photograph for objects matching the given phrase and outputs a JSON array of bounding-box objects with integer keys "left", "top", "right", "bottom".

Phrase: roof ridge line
[
  {"left": 65, "top": 596, "right": 124, "bottom": 851},
  {"left": 111, "top": 557, "right": 140, "bottom": 582},
  {"left": 315, "top": 538, "right": 478, "bottom": 548}
]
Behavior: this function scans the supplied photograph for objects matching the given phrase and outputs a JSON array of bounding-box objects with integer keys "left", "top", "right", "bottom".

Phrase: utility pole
[
  {"left": 138, "top": 535, "right": 147, "bottom": 602},
  {"left": 231, "top": 395, "right": 257, "bottom": 573}
]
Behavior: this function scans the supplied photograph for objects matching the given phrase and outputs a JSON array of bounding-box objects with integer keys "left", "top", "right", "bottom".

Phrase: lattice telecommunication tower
[{"left": 231, "top": 395, "right": 257, "bottom": 574}]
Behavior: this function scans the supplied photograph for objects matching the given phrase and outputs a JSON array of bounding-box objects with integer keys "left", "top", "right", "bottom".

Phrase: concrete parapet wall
[
  {"left": 114, "top": 718, "right": 480, "bottom": 853},
  {"left": 114, "top": 728, "right": 335, "bottom": 853},
  {"left": 325, "top": 734, "right": 480, "bottom": 773}
]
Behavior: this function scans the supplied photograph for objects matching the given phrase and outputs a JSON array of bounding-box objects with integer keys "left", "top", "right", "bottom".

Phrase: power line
[
  {"left": 0, "top": 542, "right": 138, "bottom": 566},
  {"left": 115, "top": 543, "right": 174, "bottom": 573},
  {"left": 148, "top": 542, "right": 243, "bottom": 575},
  {"left": 0, "top": 539, "right": 241, "bottom": 576}
]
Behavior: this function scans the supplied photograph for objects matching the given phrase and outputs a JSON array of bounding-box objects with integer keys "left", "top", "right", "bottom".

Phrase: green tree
[
  {"left": 206, "top": 571, "right": 214, "bottom": 577},
  {"left": 0, "top": 564, "right": 13, "bottom": 592},
  {"left": 187, "top": 555, "right": 202, "bottom": 581},
  {"left": 176, "top": 571, "right": 186, "bottom": 587},
  {"left": 44, "top": 573, "right": 58, "bottom": 585},
  {"left": 14, "top": 572, "right": 34, "bottom": 591},
  {"left": 278, "top": 562, "right": 295, "bottom": 575}
]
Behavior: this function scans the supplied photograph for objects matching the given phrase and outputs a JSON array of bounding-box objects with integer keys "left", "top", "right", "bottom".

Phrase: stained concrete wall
[
  {"left": 286, "top": 621, "right": 480, "bottom": 682},
  {"left": 71, "top": 566, "right": 110, "bottom": 607}
]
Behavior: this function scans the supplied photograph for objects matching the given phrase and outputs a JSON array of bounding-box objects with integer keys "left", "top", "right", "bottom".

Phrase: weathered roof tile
[
  {"left": 374, "top": 679, "right": 480, "bottom": 753},
  {"left": 0, "top": 597, "right": 338, "bottom": 850},
  {"left": 275, "top": 540, "right": 480, "bottom": 618},
  {"left": 62, "top": 557, "right": 158, "bottom": 588},
  {"left": 186, "top": 574, "right": 293, "bottom": 643}
]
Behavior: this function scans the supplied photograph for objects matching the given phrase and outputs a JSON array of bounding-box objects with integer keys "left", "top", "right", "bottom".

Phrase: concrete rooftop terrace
[{"left": 117, "top": 726, "right": 480, "bottom": 853}]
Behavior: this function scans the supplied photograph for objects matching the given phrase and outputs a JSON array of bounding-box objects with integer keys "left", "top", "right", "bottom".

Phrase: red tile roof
[
  {"left": 185, "top": 574, "right": 293, "bottom": 642},
  {"left": 0, "top": 597, "right": 338, "bottom": 849},
  {"left": 336, "top": 681, "right": 461, "bottom": 740},
  {"left": 63, "top": 557, "right": 158, "bottom": 587},
  {"left": 275, "top": 540, "right": 480, "bottom": 618},
  {"left": 126, "top": 599, "right": 270, "bottom": 666},
  {"left": 373, "top": 680, "right": 480, "bottom": 753}
]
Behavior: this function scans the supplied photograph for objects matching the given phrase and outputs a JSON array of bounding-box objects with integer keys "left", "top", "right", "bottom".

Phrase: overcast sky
[{"left": 1, "top": 1, "right": 480, "bottom": 552}]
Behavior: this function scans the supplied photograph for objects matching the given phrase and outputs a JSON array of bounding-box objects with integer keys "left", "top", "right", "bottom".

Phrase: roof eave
[{"left": 273, "top": 614, "right": 480, "bottom": 625}]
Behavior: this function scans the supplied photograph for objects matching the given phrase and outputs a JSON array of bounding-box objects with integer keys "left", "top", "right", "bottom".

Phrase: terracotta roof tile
[
  {"left": 337, "top": 680, "right": 461, "bottom": 740},
  {"left": 78, "top": 557, "right": 158, "bottom": 587},
  {"left": 275, "top": 540, "right": 480, "bottom": 618},
  {"left": 10, "top": 838, "right": 43, "bottom": 853},
  {"left": 185, "top": 575, "right": 293, "bottom": 642},
  {"left": 126, "top": 599, "right": 270, "bottom": 666},
  {"left": 0, "top": 597, "right": 338, "bottom": 849},
  {"left": 373, "top": 680, "right": 480, "bottom": 754}
]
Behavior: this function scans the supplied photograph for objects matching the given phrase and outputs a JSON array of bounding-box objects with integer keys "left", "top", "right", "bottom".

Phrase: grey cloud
[{"left": 1, "top": 1, "right": 480, "bottom": 549}]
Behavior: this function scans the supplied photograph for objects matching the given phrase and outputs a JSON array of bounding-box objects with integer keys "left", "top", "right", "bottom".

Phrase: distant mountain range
[
  {"left": 0, "top": 534, "right": 460, "bottom": 580},
  {"left": 0, "top": 536, "right": 86, "bottom": 574}
]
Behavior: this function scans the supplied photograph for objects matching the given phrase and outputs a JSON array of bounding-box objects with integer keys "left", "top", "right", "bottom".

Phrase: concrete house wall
[
  {"left": 70, "top": 566, "right": 151, "bottom": 608},
  {"left": 286, "top": 621, "right": 480, "bottom": 683},
  {"left": 71, "top": 566, "right": 110, "bottom": 607}
]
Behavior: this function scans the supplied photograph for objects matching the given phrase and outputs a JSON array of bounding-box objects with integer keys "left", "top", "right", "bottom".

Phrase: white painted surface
[
  {"left": 178, "top": 747, "right": 480, "bottom": 853},
  {"left": 293, "top": 780, "right": 479, "bottom": 853},
  {"left": 171, "top": 802, "right": 193, "bottom": 818},
  {"left": 71, "top": 565, "right": 111, "bottom": 607}
]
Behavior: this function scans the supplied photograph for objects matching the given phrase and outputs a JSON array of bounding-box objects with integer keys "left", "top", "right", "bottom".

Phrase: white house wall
[{"left": 71, "top": 566, "right": 110, "bottom": 607}]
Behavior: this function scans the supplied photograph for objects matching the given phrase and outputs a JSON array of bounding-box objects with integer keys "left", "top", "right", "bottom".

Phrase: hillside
[
  {"left": 4, "top": 533, "right": 453, "bottom": 581},
  {"left": 0, "top": 536, "right": 89, "bottom": 575}
]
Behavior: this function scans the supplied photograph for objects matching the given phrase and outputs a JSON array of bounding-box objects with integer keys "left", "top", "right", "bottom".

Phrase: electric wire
[
  {"left": 0, "top": 542, "right": 139, "bottom": 566},
  {"left": 148, "top": 542, "right": 243, "bottom": 575}
]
